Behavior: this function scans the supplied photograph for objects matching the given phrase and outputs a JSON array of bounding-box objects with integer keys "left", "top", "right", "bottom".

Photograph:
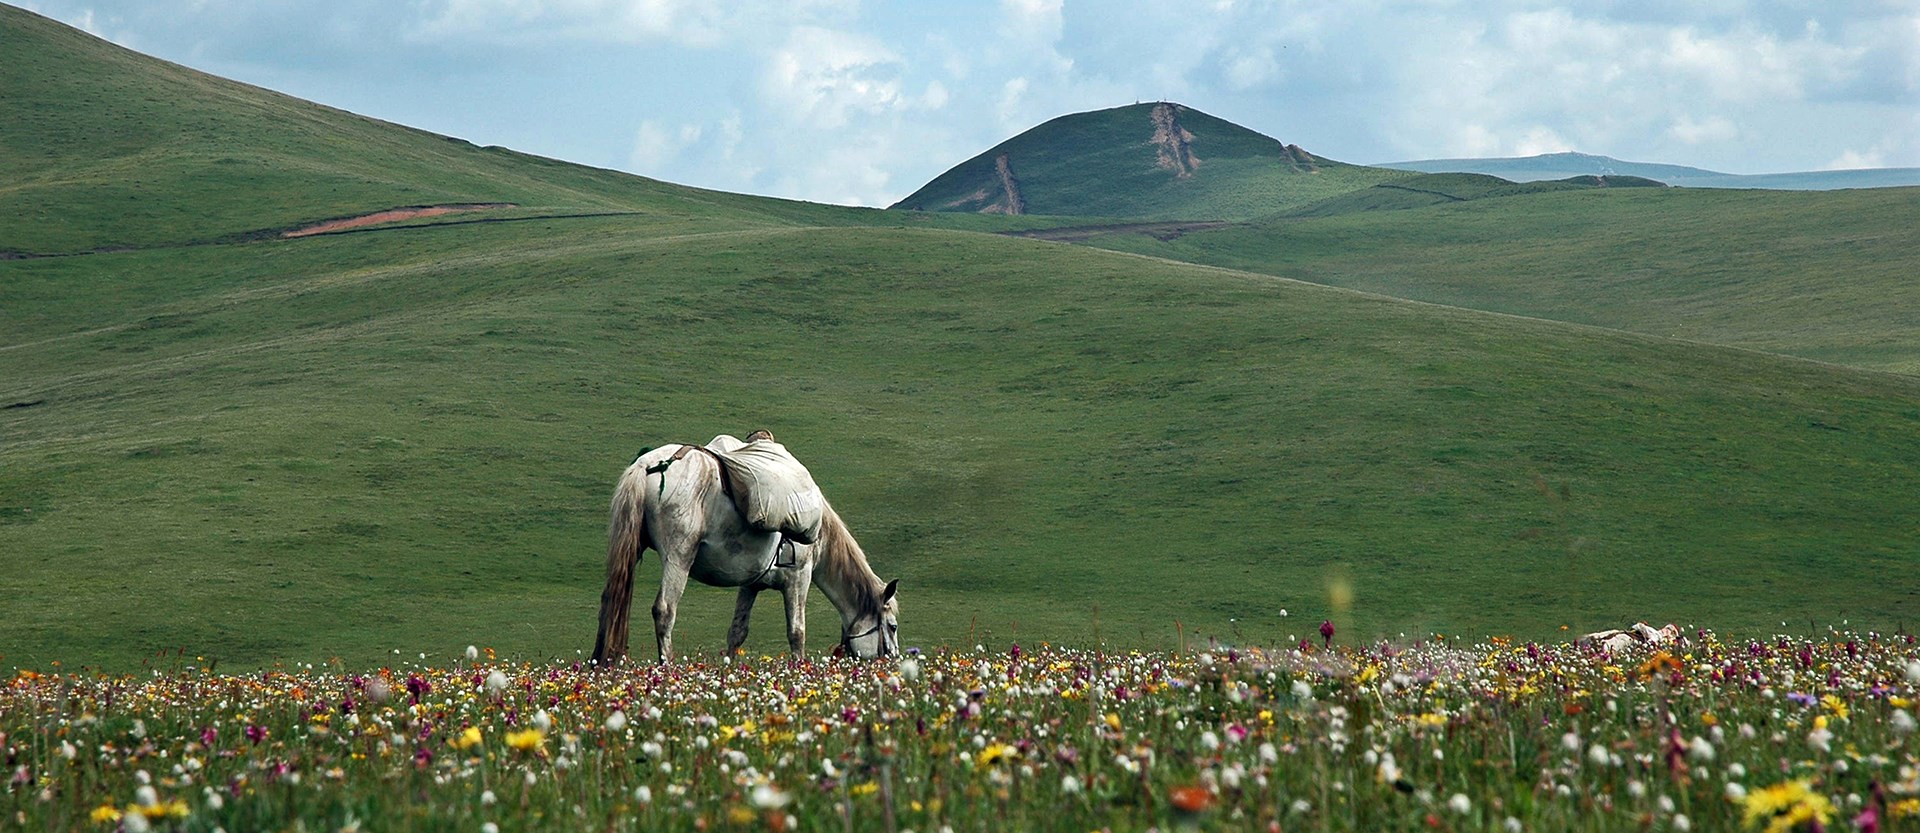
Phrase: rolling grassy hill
[
  {"left": 1282, "top": 171, "right": 1665, "bottom": 217},
  {"left": 890, "top": 102, "right": 1409, "bottom": 219},
  {"left": 4, "top": 6, "right": 1918, "bottom": 671},
  {"left": 1081, "top": 185, "right": 1920, "bottom": 374},
  {"left": 1382, "top": 151, "right": 1920, "bottom": 191}
]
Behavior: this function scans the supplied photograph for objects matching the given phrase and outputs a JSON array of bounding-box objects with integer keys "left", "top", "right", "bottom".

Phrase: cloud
[
  {"left": 762, "top": 26, "right": 910, "bottom": 130},
  {"left": 1668, "top": 115, "right": 1738, "bottom": 145},
  {"left": 629, "top": 120, "right": 703, "bottom": 174}
]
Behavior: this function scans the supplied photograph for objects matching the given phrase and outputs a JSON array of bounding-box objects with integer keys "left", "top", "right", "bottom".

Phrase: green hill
[
  {"left": 1284, "top": 172, "right": 1664, "bottom": 217},
  {"left": 890, "top": 102, "right": 1409, "bottom": 219},
  {"left": 1382, "top": 151, "right": 1920, "bottom": 191},
  {"left": 1080, "top": 186, "right": 1920, "bottom": 374},
  {"left": 5, "top": 8, "right": 1919, "bottom": 670},
  {"left": 0, "top": 5, "right": 904, "bottom": 255}
]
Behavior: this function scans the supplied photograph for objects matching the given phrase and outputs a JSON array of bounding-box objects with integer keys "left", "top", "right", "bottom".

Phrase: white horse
[{"left": 591, "top": 434, "right": 899, "bottom": 664}]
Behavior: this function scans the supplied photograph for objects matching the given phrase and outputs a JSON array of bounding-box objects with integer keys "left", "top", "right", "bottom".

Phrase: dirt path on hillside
[
  {"left": 280, "top": 203, "right": 516, "bottom": 238},
  {"left": 1001, "top": 220, "right": 1234, "bottom": 243}
]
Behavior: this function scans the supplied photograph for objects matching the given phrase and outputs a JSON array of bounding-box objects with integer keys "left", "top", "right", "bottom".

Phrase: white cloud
[
  {"left": 762, "top": 26, "right": 907, "bottom": 129},
  {"left": 1824, "top": 148, "right": 1885, "bottom": 170},
  {"left": 1668, "top": 115, "right": 1738, "bottom": 145},
  {"left": 628, "top": 120, "right": 702, "bottom": 173}
]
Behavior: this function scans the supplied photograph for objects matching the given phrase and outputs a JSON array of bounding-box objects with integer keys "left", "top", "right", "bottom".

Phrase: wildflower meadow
[{"left": 4, "top": 632, "right": 1918, "bottom": 832}]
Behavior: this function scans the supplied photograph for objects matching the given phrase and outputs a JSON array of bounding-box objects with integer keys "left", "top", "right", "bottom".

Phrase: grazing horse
[{"left": 591, "top": 435, "right": 899, "bottom": 664}]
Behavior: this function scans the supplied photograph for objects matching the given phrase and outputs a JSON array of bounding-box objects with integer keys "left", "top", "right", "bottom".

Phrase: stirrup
[{"left": 774, "top": 536, "right": 797, "bottom": 568}]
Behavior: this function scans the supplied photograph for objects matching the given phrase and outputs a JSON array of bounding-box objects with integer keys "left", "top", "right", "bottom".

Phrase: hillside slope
[
  {"left": 7, "top": 217, "right": 1920, "bottom": 668},
  {"left": 1285, "top": 172, "right": 1664, "bottom": 217},
  {"left": 1382, "top": 151, "right": 1920, "bottom": 190},
  {"left": 1083, "top": 186, "right": 1920, "bottom": 374},
  {"left": 0, "top": 4, "right": 886, "bottom": 254},
  {"left": 891, "top": 102, "right": 1408, "bottom": 219}
]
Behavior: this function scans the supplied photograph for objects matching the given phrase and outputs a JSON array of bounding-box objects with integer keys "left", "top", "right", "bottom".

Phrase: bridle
[{"left": 841, "top": 619, "right": 894, "bottom": 658}]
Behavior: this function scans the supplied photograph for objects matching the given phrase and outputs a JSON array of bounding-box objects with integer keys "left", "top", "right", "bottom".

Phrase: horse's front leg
[
  {"left": 726, "top": 586, "right": 760, "bottom": 656},
  {"left": 652, "top": 550, "right": 694, "bottom": 663},
  {"left": 780, "top": 571, "right": 812, "bottom": 658}
]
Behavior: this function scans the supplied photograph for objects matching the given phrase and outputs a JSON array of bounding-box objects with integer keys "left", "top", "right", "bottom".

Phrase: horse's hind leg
[
  {"left": 652, "top": 549, "right": 694, "bottom": 663},
  {"left": 780, "top": 571, "right": 812, "bottom": 658},
  {"left": 726, "top": 586, "right": 760, "bottom": 656}
]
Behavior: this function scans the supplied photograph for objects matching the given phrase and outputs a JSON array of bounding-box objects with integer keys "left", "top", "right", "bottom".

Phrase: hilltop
[
  {"left": 4, "top": 7, "right": 1919, "bottom": 669},
  {"left": 1381, "top": 151, "right": 1920, "bottom": 191},
  {"left": 890, "top": 102, "right": 1408, "bottom": 219}
]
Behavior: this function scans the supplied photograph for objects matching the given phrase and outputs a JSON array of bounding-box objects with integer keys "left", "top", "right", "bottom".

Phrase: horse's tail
[{"left": 592, "top": 458, "right": 651, "bottom": 666}]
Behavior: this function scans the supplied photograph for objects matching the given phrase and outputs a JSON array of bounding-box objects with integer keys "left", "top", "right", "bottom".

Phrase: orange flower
[{"left": 1169, "top": 785, "right": 1214, "bottom": 814}]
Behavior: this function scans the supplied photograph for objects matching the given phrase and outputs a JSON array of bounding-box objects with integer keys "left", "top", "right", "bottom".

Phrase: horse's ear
[{"left": 881, "top": 579, "right": 899, "bottom": 604}]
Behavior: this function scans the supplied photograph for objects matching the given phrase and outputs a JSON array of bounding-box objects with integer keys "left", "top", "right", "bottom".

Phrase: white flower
[
  {"left": 1890, "top": 710, "right": 1916, "bottom": 735},
  {"left": 898, "top": 658, "right": 921, "bottom": 681},
  {"left": 1061, "top": 774, "right": 1082, "bottom": 794},
  {"left": 635, "top": 785, "right": 651, "bottom": 804},
  {"left": 1258, "top": 742, "right": 1278, "bottom": 764},
  {"left": 1687, "top": 736, "right": 1714, "bottom": 763},
  {"left": 1200, "top": 731, "right": 1220, "bottom": 751},
  {"left": 485, "top": 670, "right": 508, "bottom": 694},
  {"left": 605, "top": 711, "right": 628, "bottom": 733},
  {"left": 123, "top": 812, "right": 151, "bottom": 833},
  {"left": 1560, "top": 731, "right": 1581, "bottom": 753},
  {"left": 750, "top": 784, "right": 790, "bottom": 809},
  {"left": 1448, "top": 793, "right": 1472, "bottom": 815},
  {"left": 1905, "top": 659, "right": 1920, "bottom": 685},
  {"left": 1291, "top": 679, "right": 1314, "bottom": 701},
  {"left": 465, "top": 645, "right": 479, "bottom": 660},
  {"left": 1279, "top": 609, "right": 1289, "bottom": 617},
  {"left": 1504, "top": 817, "right": 1524, "bottom": 833},
  {"left": 1290, "top": 799, "right": 1312, "bottom": 814},
  {"left": 1376, "top": 752, "right": 1401, "bottom": 784},
  {"left": 532, "top": 710, "right": 552, "bottom": 732},
  {"left": 134, "top": 785, "right": 158, "bottom": 807},
  {"left": 1587, "top": 743, "right": 1610, "bottom": 767},
  {"left": 59, "top": 741, "right": 74, "bottom": 760},
  {"left": 481, "top": 824, "right": 498, "bottom": 833},
  {"left": 1658, "top": 795, "right": 1675, "bottom": 813},
  {"left": 1725, "top": 783, "right": 1747, "bottom": 802},
  {"left": 1628, "top": 780, "right": 1646, "bottom": 798},
  {"left": 1728, "top": 763, "right": 1747, "bottom": 779},
  {"left": 1807, "top": 727, "right": 1833, "bottom": 754},
  {"left": 480, "top": 790, "right": 496, "bottom": 806},
  {"left": 1673, "top": 814, "right": 1691, "bottom": 832}
]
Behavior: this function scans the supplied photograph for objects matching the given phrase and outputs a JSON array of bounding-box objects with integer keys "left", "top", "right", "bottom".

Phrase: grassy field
[
  {"left": 890, "top": 102, "right": 1409, "bottom": 220},
  {"left": 1085, "top": 186, "right": 1920, "bottom": 374},
  {"left": 5, "top": 5, "right": 1920, "bottom": 673},
  {"left": 7, "top": 213, "right": 1920, "bottom": 670}
]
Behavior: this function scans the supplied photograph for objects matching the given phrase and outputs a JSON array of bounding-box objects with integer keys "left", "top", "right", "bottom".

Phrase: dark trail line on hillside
[
  {"left": 0, "top": 210, "right": 652, "bottom": 260},
  {"left": 999, "top": 221, "right": 1237, "bottom": 243}
]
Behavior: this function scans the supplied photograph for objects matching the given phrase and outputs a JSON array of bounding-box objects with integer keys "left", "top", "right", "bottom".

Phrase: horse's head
[{"left": 842, "top": 579, "right": 900, "bottom": 659}]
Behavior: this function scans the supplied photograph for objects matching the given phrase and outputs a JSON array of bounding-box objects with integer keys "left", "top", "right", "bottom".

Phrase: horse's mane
[{"left": 813, "top": 502, "right": 883, "bottom": 612}]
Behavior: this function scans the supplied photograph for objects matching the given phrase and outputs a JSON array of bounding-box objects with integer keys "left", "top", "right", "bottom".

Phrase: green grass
[
  {"left": 1282, "top": 172, "right": 1664, "bottom": 217},
  {"left": 6, "top": 216, "right": 1920, "bottom": 670},
  {"left": 890, "top": 102, "right": 1409, "bottom": 220},
  {"left": 1085, "top": 186, "right": 1920, "bottom": 374},
  {"left": 5, "top": 6, "right": 1920, "bottom": 672}
]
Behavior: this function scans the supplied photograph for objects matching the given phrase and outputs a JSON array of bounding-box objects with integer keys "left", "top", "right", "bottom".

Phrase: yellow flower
[
  {"left": 1104, "top": 713, "right": 1121, "bottom": 730},
  {"left": 505, "top": 728, "right": 545, "bottom": 753},
  {"left": 1415, "top": 713, "right": 1447, "bottom": 728},
  {"left": 90, "top": 805, "right": 122, "bottom": 823},
  {"left": 727, "top": 806, "right": 757, "bottom": 824},
  {"left": 1889, "top": 798, "right": 1919, "bottom": 819},
  {"left": 451, "top": 726, "right": 482, "bottom": 750},
  {"left": 1742, "top": 780, "right": 1835, "bottom": 833},
  {"left": 1820, "top": 694, "right": 1849, "bottom": 720},
  {"left": 978, "top": 742, "right": 1018, "bottom": 768},
  {"left": 851, "top": 782, "right": 879, "bottom": 797}
]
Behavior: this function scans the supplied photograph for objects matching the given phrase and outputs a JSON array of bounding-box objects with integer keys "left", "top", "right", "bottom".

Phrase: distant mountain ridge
[
  {"left": 892, "top": 102, "right": 1408, "bottom": 219},
  {"left": 1380, "top": 151, "right": 1920, "bottom": 191}
]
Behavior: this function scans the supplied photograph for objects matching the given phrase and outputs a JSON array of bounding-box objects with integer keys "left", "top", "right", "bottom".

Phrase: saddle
[{"left": 648, "top": 430, "right": 824, "bottom": 567}]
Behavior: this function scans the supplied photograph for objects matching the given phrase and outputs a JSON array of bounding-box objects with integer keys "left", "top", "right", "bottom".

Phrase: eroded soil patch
[{"left": 281, "top": 203, "right": 516, "bottom": 238}]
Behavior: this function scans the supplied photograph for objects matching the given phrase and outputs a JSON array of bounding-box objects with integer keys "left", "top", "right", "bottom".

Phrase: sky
[{"left": 20, "top": 0, "right": 1920, "bottom": 208}]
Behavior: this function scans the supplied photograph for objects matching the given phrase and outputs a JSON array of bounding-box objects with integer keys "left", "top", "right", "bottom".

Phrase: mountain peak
[{"left": 891, "top": 102, "right": 1399, "bottom": 219}]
